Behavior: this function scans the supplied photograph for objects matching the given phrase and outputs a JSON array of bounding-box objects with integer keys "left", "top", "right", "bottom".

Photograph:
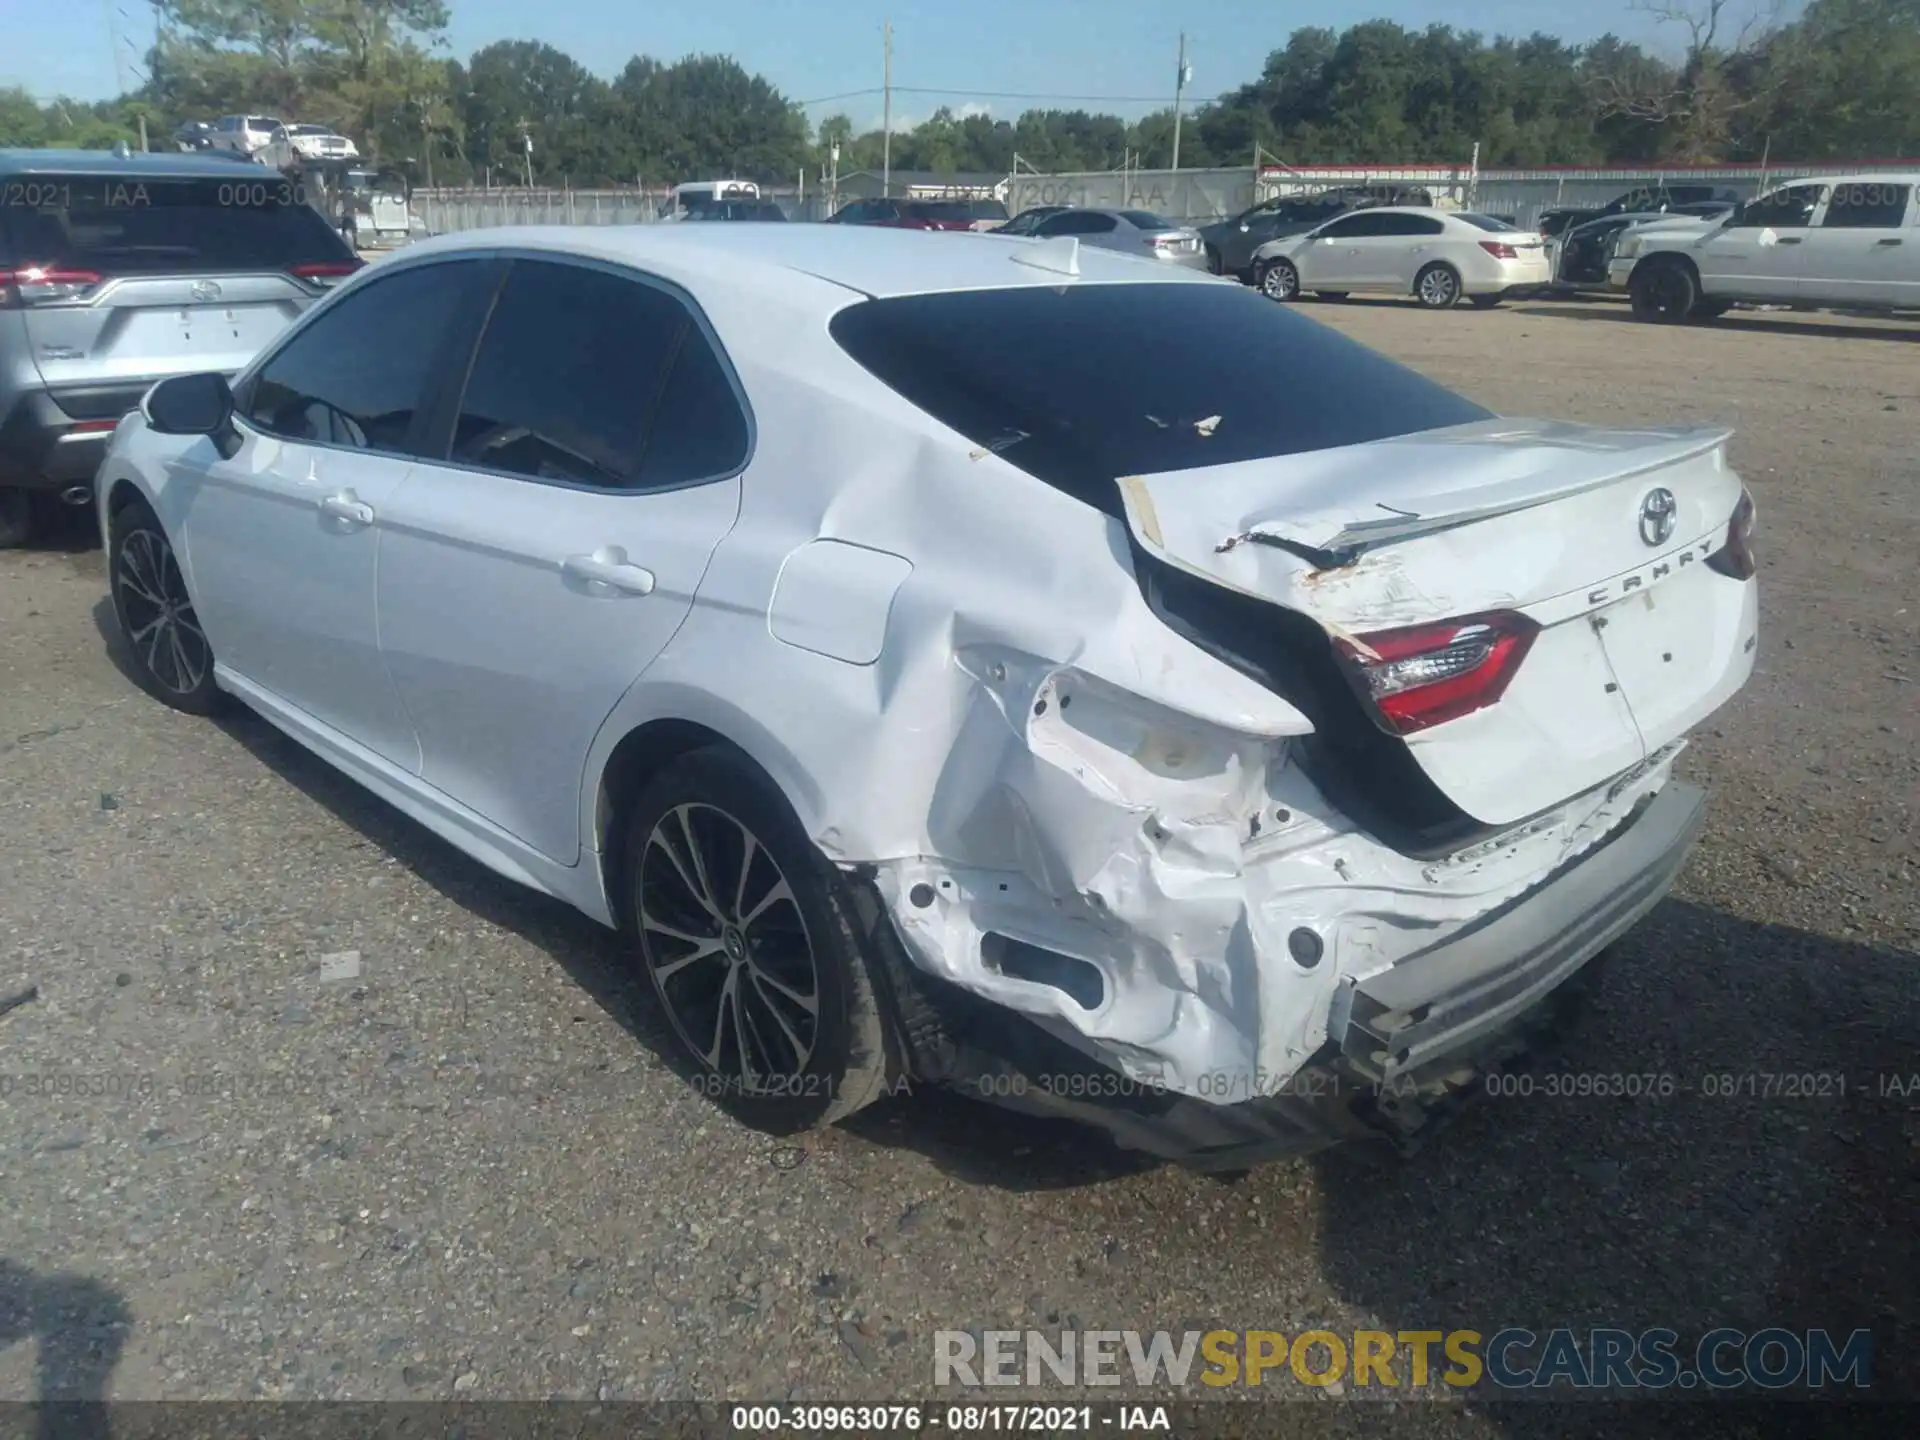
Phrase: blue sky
[{"left": 19, "top": 0, "right": 1688, "bottom": 123}]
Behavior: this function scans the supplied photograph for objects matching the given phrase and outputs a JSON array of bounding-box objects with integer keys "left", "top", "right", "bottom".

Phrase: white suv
[
  {"left": 1610, "top": 172, "right": 1920, "bottom": 321},
  {"left": 212, "top": 115, "right": 285, "bottom": 160}
]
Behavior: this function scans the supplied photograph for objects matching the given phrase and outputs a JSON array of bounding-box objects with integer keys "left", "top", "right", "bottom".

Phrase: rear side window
[
  {"left": 0, "top": 173, "right": 355, "bottom": 276},
  {"left": 448, "top": 258, "right": 748, "bottom": 491},
  {"left": 1820, "top": 182, "right": 1910, "bottom": 229},
  {"left": 830, "top": 283, "right": 1491, "bottom": 517}
]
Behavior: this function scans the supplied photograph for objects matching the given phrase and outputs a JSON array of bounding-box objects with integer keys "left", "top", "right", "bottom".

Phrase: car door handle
[
  {"left": 318, "top": 492, "right": 374, "bottom": 527},
  {"left": 1876, "top": 237, "right": 1903, "bottom": 246},
  {"left": 562, "top": 549, "right": 656, "bottom": 596},
  {"left": 1775, "top": 236, "right": 1802, "bottom": 245}
]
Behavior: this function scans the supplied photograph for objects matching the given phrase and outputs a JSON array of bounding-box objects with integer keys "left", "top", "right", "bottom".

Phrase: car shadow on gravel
[
  {"left": 1509, "top": 305, "right": 1920, "bottom": 344},
  {"left": 88, "top": 600, "right": 723, "bottom": 1106},
  {"left": 0, "top": 1258, "right": 129, "bottom": 1434},
  {"left": 1307, "top": 898, "right": 1917, "bottom": 1429}
]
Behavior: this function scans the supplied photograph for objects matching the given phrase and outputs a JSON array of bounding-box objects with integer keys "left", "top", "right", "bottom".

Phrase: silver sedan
[{"left": 1025, "top": 207, "right": 1209, "bottom": 268}]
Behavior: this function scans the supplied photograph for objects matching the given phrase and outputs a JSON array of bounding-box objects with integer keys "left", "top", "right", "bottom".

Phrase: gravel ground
[{"left": 0, "top": 295, "right": 1914, "bottom": 1432}]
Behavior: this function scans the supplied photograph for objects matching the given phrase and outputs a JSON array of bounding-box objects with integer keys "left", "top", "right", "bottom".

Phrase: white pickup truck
[{"left": 1609, "top": 172, "right": 1920, "bottom": 322}]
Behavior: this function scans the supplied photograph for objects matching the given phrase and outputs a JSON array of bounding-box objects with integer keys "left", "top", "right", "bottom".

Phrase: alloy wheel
[
  {"left": 1260, "top": 261, "right": 1297, "bottom": 301},
  {"left": 1418, "top": 266, "right": 1459, "bottom": 307},
  {"left": 638, "top": 802, "right": 821, "bottom": 1090},
  {"left": 116, "top": 527, "right": 210, "bottom": 696}
]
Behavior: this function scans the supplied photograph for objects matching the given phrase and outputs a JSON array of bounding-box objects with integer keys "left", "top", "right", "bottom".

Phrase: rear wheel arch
[{"left": 593, "top": 716, "right": 827, "bottom": 928}]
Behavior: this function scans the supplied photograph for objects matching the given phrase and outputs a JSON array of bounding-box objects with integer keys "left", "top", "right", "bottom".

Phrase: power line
[{"left": 795, "top": 84, "right": 1237, "bottom": 110}]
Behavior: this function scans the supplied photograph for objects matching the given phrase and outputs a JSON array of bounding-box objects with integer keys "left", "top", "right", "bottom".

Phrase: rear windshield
[
  {"left": 0, "top": 173, "right": 355, "bottom": 276},
  {"left": 1121, "top": 210, "right": 1174, "bottom": 229},
  {"left": 1455, "top": 213, "right": 1517, "bottom": 231},
  {"left": 966, "top": 199, "right": 1009, "bottom": 220},
  {"left": 830, "top": 283, "right": 1491, "bottom": 517}
]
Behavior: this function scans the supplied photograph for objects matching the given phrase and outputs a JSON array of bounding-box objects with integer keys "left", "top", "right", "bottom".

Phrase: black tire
[
  {"left": 1255, "top": 257, "right": 1299, "bottom": 302},
  {"left": 1314, "top": 291, "right": 1349, "bottom": 302},
  {"left": 1468, "top": 294, "right": 1503, "bottom": 310},
  {"left": 623, "top": 745, "right": 894, "bottom": 1135},
  {"left": 0, "top": 487, "right": 33, "bottom": 550},
  {"left": 108, "top": 496, "right": 222, "bottom": 715},
  {"left": 1414, "top": 263, "right": 1462, "bottom": 309},
  {"left": 1630, "top": 258, "right": 1698, "bottom": 324}
]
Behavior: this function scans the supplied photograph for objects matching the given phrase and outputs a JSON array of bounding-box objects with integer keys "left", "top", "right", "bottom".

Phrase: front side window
[
  {"left": 1319, "top": 213, "right": 1389, "bottom": 239},
  {"left": 243, "top": 261, "right": 486, "bottom": 454},
  {"left": 448, "top": 259, "right": 748, "bottom": 491},
  {"left": 1732, "top": 185, "right": 1827, "bottom": 229},
  {"left": 830, "top": 283, "right": 1490, "bottom": 518}
]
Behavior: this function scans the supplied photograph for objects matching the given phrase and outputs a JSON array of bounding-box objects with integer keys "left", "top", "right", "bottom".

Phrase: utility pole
[
  {"left": 881, "top": 20, "right": 893, "bottom": 199},
  {"left": 102, "top": 0, "right": 128, "bottom": 96},
  {"left": 518, "top": 118, "right": 534, "bottom": 189},
  {"left": 1170, "top": 34, "right": 1190, "bottom": 172}
]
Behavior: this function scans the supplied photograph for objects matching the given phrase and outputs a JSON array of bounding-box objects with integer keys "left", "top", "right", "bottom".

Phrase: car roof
[
  {"left": 0, "top": 148, "right": 277, "bottom": 181},
  {"left": 1788, "top": 172, "right": 1920, "bottom": 186},
  {"left": 386, "top": 223, "right": 1226, "bottom": 301}
]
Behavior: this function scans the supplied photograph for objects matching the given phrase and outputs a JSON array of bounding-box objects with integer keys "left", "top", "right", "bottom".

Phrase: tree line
[{"left": 1, "top": 0, "right": 1916, "bottom": 186}]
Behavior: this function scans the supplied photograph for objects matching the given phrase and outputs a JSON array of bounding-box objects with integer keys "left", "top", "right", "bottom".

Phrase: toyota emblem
[
  {"left": 190, "top": 279, "right": 222, "bottom": 303},
  {"left": 1638, "top": 487, "right": 1677, "bottom": 547}
]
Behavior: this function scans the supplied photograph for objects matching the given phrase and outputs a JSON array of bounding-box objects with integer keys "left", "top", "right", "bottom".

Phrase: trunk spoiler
[{"left": 1118, "top": 419, "right": 1733, "bottom": 578}]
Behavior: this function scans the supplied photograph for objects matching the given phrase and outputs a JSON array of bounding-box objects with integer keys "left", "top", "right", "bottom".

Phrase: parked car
[
  {"left": 1537, "top": 185, "right": 1740, "bottom": 241},
  {"left": 210, "top": 115, "right": 285, "bottom": 160},
  {"left": 684, "top": 201, "right": 789, "bottom": 222},
  {"left": 995, "top": 205, "right": 1070, "bottom": 236},
  {"left": 1199, "top": 185, "right": 1434, "bottom": 280},
  {"left": 172, "top": 121, "right": 217, "bottom": 153},
  {"left": 828, "top": 198, "right": 1003, "bottom": 231},
  {"left": 93, "top": 224, "right": 1758, "bottom": 1167},
  {"left": 1549, "top": 204, "right": 1735, "bottom": 288},
  {"left": 1252, "top": 208, "right": 1552, "bottom": 308},
  {"left": 260, "top": 124, "right": 360, "bottom": 172},
  {"left": 0, "top": 148, "right": 361, "bottom": 547},
  {"left": 1021, "top": 207, "right": 1208, "bottom": 269},
  {"left": 1610, "top": 173, "right": 1920, "bottom": 321}
]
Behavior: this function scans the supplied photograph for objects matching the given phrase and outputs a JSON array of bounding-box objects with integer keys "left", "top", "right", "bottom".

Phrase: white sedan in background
[
  {"left": 93, "top": 225, "right": 1756, "bottom": 1170},
  {"left": 1252, "top": 207, "right": 1553, "bottom": 308}
]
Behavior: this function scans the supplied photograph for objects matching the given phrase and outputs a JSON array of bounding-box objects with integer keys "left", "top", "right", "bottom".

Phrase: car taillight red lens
[
  {"left": 1479, "top": 241, "right": 1519, "bottom": 259},
  {"left": 0, "top": 264, "right": 104, "bottom": 307},
  {"left": 1707, "top": 488, "right": 1757, "bottom": 580},
  {"left": 289, "top": 260, "right": 364, "bottom": 284},
  {"left": 1336, "top": 610, "right": 1540, "bottom": 735}
]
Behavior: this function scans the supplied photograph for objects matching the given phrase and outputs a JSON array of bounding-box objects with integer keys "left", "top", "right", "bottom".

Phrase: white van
[{"left": 659, "top": 180, "right": 761, "bottom": 221}]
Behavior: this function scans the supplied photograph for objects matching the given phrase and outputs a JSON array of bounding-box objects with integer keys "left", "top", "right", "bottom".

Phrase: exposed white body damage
[{"left": 96, "top": 225, "right": 1758, "bottom": 1125}]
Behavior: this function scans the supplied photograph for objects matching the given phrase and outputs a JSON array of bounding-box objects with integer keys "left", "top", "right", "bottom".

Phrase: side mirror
[
  {"left": 1238, "top": 222, "right": 1250, "bottom": 232},
  {"left": 146, "top": 372, "right": 240, "bottom": 458}
]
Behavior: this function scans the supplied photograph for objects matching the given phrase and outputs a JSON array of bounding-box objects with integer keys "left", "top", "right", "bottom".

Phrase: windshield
[
  {"left": 1122, "top": 210, "right": 1175, "bottom": 229},
  {"left": 830, "top": 283, "right": 1490, "bottom": 518},
  {"left": 1455, "top": 213, "right": 1517, "bottom": 232}
]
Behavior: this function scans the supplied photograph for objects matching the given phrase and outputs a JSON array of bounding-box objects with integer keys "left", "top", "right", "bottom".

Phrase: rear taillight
[
  {"left": 289, "top": 260, "right": 364, "bottom": 286},
  {"left": 1478, "top": 241, "right": 1520, "bottom": 259},
  {"left": 0, "top": 264, "right": 104, "bottom": 308},
  {"left": 1707, "top": 488, "right": 1757, "bottom": 580},
  {"left": 1335, "top": 610, "right": 1540, "bottom": 735}
]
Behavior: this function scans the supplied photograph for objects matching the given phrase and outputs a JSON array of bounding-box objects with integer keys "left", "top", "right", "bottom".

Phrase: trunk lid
[{"left": 1120, "top": 417, "right": 1755, "bottom": 824}]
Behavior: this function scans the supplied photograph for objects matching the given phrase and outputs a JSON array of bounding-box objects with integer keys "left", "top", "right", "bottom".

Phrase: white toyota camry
[{"left": 94, "top": 224, "right": 1759, "bottom": 1169}]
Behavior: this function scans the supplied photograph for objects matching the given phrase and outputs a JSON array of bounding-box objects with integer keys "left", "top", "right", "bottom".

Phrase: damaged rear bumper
[{"left": 866, "top": 780, "right": 1706, "bottom": 1169}]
